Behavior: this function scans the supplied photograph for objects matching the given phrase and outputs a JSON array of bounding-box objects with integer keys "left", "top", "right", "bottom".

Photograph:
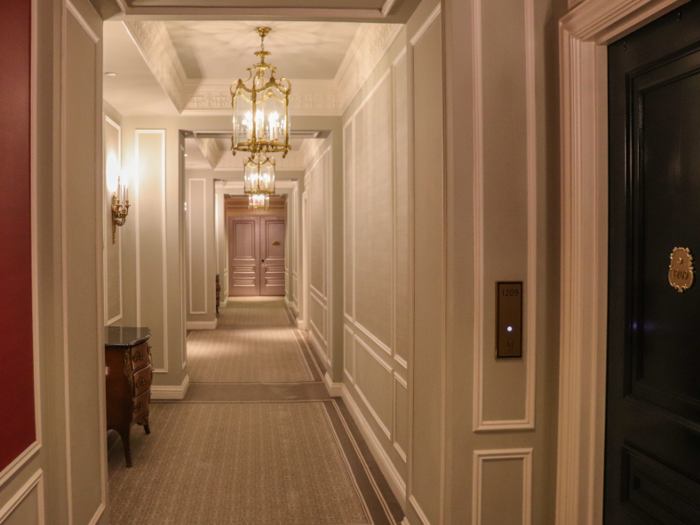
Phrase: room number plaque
[{"left": 669, "top": 247, "right": 694, "bottom": 293}]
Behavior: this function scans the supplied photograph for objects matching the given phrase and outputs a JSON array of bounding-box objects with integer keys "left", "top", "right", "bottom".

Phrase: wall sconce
[{"left": 107, "top": 155, "right": 130, "bottom": 244}]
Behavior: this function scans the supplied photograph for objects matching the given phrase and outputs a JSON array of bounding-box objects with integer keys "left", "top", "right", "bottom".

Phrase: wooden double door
[
  {"left": 228, "top": 216, "right": 286, "bottom": 297},
  {"left": 606, "top": 3, "right": 700, "bottom": 523}
]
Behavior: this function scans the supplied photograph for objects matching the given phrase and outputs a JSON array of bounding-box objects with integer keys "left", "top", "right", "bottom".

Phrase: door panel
[
  {"left": 229, "top": 217, "right": 259, "bottom": 296},
  {"left": 261, "top": 217, "right": 286, "bottom": 296},
  {"left": 607, "top": 4, "right": 700, "bottom": 523}
]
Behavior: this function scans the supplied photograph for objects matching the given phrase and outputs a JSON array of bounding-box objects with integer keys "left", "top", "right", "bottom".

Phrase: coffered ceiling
[
  {"left": 103, "top": 18, "right": 403, "bottom": 117},
  {"left": 185, "top": 136, "right": 322, "bottom": 172},
  {"left": 164, "top": 21, "right": 360, "bottom": 80}
]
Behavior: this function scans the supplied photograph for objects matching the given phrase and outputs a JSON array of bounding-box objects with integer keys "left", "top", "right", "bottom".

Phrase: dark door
[
  {"left": 607, "top": 3, "right": 700, "bottom": 523},
  {"left": 260, "top": 217, "right": 286, "bottom": 296}
]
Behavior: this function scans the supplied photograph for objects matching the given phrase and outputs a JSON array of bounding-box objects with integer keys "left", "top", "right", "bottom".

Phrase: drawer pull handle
[
  {"left": 134, "top": 402, "right": 143, "bottom": 413},
  {"left": 137, "top": 377, "right": 147, "bottom": 387},
  {"left": 132, "top": 350, "right": 143, "bottom": 362}
]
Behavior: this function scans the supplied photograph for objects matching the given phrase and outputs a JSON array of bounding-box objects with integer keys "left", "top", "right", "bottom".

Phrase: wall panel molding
[
  {"left": 472, "top": 448, "right": 533, "bottom": 525},
  {"left": 341, "top": 384, "right": 407, "bottom": 507},
  {"left": 471, "top": 0, "right": 537, "bottom": 432},
  {"left": 343, "top": 325, "right": 356, "bottom": 383},
  {"left": 354, "top": 334, "right": 393, "bottom": 440},
  {"left": 187, "top": 178, "right": 208, "bottom": 315},
  {"left": 62, "top": 3, "right": 108, "bottom": 523},
  {"left": 135, "top": 129, "right": 168, "bottom": 373},
  {"left": 104, "top": 115, "right": 123, "bottom": 326},
  {"left": 393, "top": 372, "right": 408, "bottom": 462},
  {"left": 0, "top": 470, "right": 44, "bottom": 525}
]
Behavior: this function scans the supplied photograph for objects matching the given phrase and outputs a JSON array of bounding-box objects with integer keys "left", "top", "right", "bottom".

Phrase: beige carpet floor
[
  {"left": 218, "top": 297, "right": 294, "bottom": 329},
  {"left": 109, "top": 297, "right": 403, "bottom": 524},
  {"left": 109, "top": 403, "right": 373, "bottom": 525},
  {"left": 187, "top": 328, "right": 315, "bottom": 383}
]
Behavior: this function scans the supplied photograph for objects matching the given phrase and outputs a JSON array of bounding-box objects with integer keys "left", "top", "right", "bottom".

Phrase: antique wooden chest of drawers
[{"left": 105, "top": 326, "right": 153, "bottom": 467}]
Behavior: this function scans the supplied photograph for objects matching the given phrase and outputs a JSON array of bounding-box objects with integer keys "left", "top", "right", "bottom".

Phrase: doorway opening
[{"left": 225, "top": 197, "right": 286, "bottom": 298}]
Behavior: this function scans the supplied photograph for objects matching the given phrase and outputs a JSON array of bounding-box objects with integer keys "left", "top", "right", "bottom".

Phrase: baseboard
[
  {"left": 186, "top": 319, "right": 217, "bottom": 330},
  {"left": 402, "top": 519, "right": 412, "bottom": 525},
  {"left": 308, "top": 330, "right": 330, "bottom": 368},
  {"left": 151, "top": 374, "right": 190, "bottom": 400},
  {"left": 297, "top": 318, "right": 307, "bottom": 330},
  {"left": 221, "top": 296, "right": 228, "bottom": 307},
  {"left": 324, "top": 372, "right": 343, "bottom": 397},
  {"left": 341, "top": 383, "right": 407, "bottom": 508}
]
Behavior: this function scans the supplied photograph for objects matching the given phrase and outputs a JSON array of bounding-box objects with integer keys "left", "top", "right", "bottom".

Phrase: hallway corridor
[{"left": 107, "top": 298, "right": 403, "bottom": 525}]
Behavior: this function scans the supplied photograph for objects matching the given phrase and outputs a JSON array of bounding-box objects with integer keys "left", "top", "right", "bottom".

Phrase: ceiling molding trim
[
  {"left": 123, "top": 20, "right": 189, "bottom": 112},
  {"left": 215, "top": 149, "right": 308, "bottom": 172},
  {"left": 381, "top": 0, "right": 398, "bottom": 17},
  {"left": 335, "top": 23, "right": 403, "bottom": 113},
  {"left": 194, "top": 137, "right": 225, "bottom": 170},
  {"left": 183, "top": 79, "right": 343, "bottom": 116},
  {"left": 115, "top": 3, "right": 387, "bottom": 21}
]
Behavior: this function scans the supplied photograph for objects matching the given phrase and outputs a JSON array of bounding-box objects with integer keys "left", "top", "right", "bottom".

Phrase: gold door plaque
[
  {"left": 272, "top": 241, "right": 281, "bottom": 246},
  {"left": 669, "top": 247, "right": 694, "bottom": 293}
]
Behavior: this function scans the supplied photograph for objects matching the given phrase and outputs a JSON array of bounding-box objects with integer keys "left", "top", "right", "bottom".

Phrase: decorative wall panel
[
  {"left": 104, "top": 116, "right": 122, "bottom": 325},
  {"left": 343, "top": 122, "right": 354, "bottom": 319},
  {"left": 188, "top": 178, "right": 207, "bottom": 315},
  {"left": 342, "top": 33, "right": 410, "bottom": 505},
  {"left": 0, "top": 0, "right": 35, "bottom": 478},
  {"left": 136, "top": 130, "right": 168, "bottom": 373}
]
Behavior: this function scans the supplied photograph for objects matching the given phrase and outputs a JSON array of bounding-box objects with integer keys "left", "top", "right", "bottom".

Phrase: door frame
[{"left": 556, "top": 0, "right": 690, "bottom": 523}]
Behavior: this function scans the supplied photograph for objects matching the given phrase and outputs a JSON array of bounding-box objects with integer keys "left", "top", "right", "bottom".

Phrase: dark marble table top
[{"left": 105, "top": 326, "right": 151, "bottom": 347}]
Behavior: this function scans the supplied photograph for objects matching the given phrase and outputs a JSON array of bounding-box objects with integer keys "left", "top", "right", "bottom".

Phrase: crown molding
[
  {"left": 194, "top": 136, "right": 225, "bottom": 169},
  {"left": 183, "top": 79, "right": 343, "bottom": 116},
  {"left": 123, "top": 20, "right": 188, "bottom": 112},
  {"left": 215, "top": 149, "right": 308, "bottom": 172},
  {"left": 335, "top": 23, "right": 403, "bottom": 112},
  {"left": 122, "top": 21, "right": 403, "bottom": 118}
]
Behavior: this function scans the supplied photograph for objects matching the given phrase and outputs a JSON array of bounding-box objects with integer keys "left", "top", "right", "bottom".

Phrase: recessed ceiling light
[
  {"left": 184, "top": 154, "right": 188, "bottom": 157},
  {"left": 105, "top": 72, "right": 117, "bottom": 77}
]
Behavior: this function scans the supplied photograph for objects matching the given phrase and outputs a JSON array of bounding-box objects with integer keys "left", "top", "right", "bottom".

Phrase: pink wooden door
[
  {"left": 260, "top": 217, "right": 286, "bottom": 296},
  {"left": 228, "top": 217, "right": 260, "bottom": 296}
]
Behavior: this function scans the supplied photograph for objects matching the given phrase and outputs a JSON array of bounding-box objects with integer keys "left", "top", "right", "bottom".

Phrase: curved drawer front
[
  {"left": 133, "top": 365, "right": 152, "bottom": 398},
  {"left": 130, "top": 341, "right": 150, "bottom": 372},
  {"left": 132, "top": 391, "right": 150, "bottom": 424}
]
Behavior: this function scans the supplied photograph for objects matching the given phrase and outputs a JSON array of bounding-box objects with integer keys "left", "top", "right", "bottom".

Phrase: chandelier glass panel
[
  {"left": 249, "top": 193, "right": 270, "bottom": 211},
  {"left": 231, "top": 27, "right": 292, "bottom": 158},
  {"left": 244, "top": 153, "right": 276, "bottom": 195}
]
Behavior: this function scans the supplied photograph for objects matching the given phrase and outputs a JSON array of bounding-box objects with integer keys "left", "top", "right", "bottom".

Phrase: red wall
[{"left": 0, "top": 0, "right": 36, "bottom": 472}]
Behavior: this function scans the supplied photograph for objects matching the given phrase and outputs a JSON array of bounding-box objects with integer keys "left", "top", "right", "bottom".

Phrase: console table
[{"left": 105, "top": 326, "right": 153, "bottom": 467}]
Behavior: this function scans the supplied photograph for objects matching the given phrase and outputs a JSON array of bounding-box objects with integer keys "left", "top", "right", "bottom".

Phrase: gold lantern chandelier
[
  {"left": 231, "top": 27, "right": 292, "bottom": 158},
  {"left": 244, "top": 153, "right": 276, "bottom": 195},
  {"left": 249, "top": 193, "right": 270, "bottom": 211}
]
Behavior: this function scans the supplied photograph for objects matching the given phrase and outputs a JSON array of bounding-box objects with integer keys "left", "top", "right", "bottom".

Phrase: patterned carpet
[
  {"left": 108, "top": 297, "right": 403, "bottom": 525},
  {"left": 187, "top": 329, "right": 316, "bottom": 383},
  {"left": 217, "top": 297, "right": 295, "bottom": 329},
  {"left": 109, "top": 403, "right": 372, "bottom": 525}
]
